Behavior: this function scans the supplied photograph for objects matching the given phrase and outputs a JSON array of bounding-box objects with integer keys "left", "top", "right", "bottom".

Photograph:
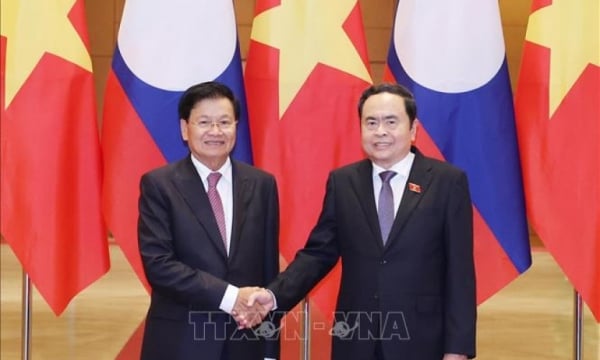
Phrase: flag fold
[
  {"left": 385, "top": 0, "right": 532, "bottom": 304},
  {"left": 515, "top": 0, "right": 600, "bottom": 321},
  {"left": 1, "top": 0, "right": 109, "bottom": 315},
  {"left": 245, "top": 1, "right": 372, "bottom": 358}
]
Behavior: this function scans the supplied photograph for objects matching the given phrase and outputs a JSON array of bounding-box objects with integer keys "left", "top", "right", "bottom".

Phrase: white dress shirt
[
  {"left": 191, "top": 155, "right": 233, "bottom": 253},
  {"left": 189, "top": 156, "right": 239, "bottom": 314},
  {"left": 372, "top": 151, "right": 415, "bottom": 217}
]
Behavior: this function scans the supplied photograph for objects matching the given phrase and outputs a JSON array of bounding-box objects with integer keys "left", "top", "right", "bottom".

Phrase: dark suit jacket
[
  {"left": 138, "top": 156, "right": 280, "bottom": 360},
  {"left": 269, "top": 147, "right": 476, "bottom": 360}
]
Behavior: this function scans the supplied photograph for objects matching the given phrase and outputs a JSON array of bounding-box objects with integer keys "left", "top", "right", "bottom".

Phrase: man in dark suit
[
  {"left": 243, "top": 83, "right": 476, "bottom": 359},
  {"left": 138, "top": 81, "right": 280, "bottom": 360}
]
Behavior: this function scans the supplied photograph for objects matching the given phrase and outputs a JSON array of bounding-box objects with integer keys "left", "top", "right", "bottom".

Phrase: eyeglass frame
[{"left": 188, "top": 118, "right": 238, "bottom": 130}]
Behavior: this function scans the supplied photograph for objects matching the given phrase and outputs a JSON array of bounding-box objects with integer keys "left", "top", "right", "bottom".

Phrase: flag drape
[
  {"left": 102, "top": 0, "right": 252, "bottom": 291},
  {"left": 102, "top": 1, "right": 252, "bottom": 356},
  {"left": 384, "top": 0, "right": 532, "bottom": 304},
  {"left": 1, "top": 0, "right": 109, "bottom": 315},
  {"left": 245, "top": 1, "right": 372, "bottom": 358},
  {"left": 515, "top": 0, "right": 600, "bottom": 321}
]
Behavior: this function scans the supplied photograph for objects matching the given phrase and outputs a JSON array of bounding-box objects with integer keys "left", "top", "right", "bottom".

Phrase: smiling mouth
[{"left": 374, "top": 142, "right": 392, "bottom": 148}]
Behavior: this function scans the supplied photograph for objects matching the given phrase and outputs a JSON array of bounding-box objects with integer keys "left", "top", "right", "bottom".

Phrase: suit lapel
[
  {"left": 385, "top": 149, "right": 432, "bottom": 249},
  {"left": 172, "top": 157, "right": 228, "bottom": 259},
  {"left": 351, "top": 160, "right": 385, "bottom": 250},
  {"left": 228, "top": 161, "right": 253, "bottom": 263}
]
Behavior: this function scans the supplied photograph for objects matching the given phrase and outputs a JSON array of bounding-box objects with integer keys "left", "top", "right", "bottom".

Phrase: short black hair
[
  {"left": 357, "top": 83, "right": 417, "bottom": 125},
  {"left": 178, "top": 81, "right": 240, "bottom": 121}
]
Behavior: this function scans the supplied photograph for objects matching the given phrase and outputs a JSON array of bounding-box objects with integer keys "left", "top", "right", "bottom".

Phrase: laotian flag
[
  {"left": 102, "top": 0, "right": 252, "bottom": 292},
  {"left": 385, "top": 0, "right": 532, "bottom": 303}
]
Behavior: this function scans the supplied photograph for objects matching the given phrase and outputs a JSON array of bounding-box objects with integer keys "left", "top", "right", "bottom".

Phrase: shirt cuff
[
  {"left": 219, "top": 284, "right": 239, "bottom": 314},
  {"left": 266, "top": 289, "right": 278, "bottom": 310}
]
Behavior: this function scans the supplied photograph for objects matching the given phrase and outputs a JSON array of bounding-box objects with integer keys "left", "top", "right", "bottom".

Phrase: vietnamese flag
[
  {"left": 515, "top": 0, "right": 600, "bottom": 321},
  {"left": 0, "top": 0, "right": 109, "bottom": 315},
  {"left": 245, "top": 0, "right": 372, "bottom": 358}
]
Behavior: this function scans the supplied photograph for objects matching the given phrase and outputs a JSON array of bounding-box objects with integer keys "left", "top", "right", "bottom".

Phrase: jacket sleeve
[
  {"left": 443, "top": 171, "right": 477, "bottom": 358},
  {"left": 263, "top": 176, "right": 281, "bottom": 359},
  {"left": 138, "top": 172, "right": 229, "bottom": 309},
  {"left": 268, "top": 173, "right": 341, "bottom": 312}
]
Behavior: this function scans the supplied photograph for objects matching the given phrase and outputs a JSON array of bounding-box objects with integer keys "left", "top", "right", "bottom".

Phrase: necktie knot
[
  {"left": 208, "top": 172, "right": 222, "bottom": 189},
  {"left": 379, "top": 170, "right": 397, "bottom": 183}
]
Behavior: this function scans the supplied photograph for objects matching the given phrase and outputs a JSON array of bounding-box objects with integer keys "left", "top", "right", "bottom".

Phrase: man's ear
[
  {"left": 180, "top": 119, "right": 188, "bottom": 141},
  {"left": 411, "top": 118, "right": 419, "bottom": 142}
]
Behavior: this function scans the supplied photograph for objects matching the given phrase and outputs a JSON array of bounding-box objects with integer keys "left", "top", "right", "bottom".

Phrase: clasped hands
[{"left": 231, "top": 287, "right": 275, "bottom": 329}]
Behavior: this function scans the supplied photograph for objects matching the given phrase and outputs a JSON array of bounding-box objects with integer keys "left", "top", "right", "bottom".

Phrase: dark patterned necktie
[{"left": 378, "top": 171, "right": 397, "bottom": 244}]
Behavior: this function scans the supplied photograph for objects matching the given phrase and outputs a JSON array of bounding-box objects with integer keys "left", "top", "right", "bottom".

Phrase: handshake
[{"left": 231, "top": 287, "right": 275, "bottom": 329}]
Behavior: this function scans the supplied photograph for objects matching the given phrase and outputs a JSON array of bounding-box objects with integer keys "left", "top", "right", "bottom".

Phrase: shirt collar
[
  {"left": 190, "top": 155, "right": 233, "bottom": 184},
  {"left": 371, "top": 151, "right": 415, "bottom": 179}
]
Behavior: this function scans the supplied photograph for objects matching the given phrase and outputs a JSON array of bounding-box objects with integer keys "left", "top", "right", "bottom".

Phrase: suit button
[
  {"left": 374, "top": 293, "right": 379, "bottom": 299},
  {"left": 380, "top": 259, "right": 387, "bottom": 265}
]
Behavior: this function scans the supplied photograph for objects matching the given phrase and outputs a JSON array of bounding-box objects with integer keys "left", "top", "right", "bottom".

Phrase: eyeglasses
[
  {"left": 190, "top": 119, "right": 236, "bottom": 130},
  {"left": 363, "top": 118, "right": 400, "bottom": 131}
]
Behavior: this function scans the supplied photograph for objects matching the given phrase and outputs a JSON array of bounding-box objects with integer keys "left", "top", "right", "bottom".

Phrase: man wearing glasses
[{"left": 138, "top": 81, "right": 280, "bottom": 360}]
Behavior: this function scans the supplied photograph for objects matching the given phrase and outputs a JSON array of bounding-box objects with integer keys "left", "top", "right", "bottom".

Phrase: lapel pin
[{"left": 408, "top": 182, "right": 421, "bottom": 194}]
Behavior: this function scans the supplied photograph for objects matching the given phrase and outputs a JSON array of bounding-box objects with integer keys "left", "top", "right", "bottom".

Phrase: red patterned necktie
[{"left": 207, "top": 172, "right": 227, "bottom": 249}]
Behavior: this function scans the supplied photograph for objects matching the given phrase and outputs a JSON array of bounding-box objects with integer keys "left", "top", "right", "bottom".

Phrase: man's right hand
[
  {"left": 232, "top": 288, "right": 275, "bottom": 329},
  {"left": 231, "top": 287, "right": 266, "bottom": 329},
  {"left": 248, "top": 288, "right": 275, "bottom": 311}
]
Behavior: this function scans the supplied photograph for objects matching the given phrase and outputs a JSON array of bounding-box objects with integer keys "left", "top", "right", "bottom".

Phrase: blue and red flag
[
  {"left": 101, "top": 1, "right": 251, "bottom": 356},
  {"left": 102, "top": 0, "right": 251, "bottom": 290},
  {"left": 385, "top": 0, "right": 531, "bottom": 303}
]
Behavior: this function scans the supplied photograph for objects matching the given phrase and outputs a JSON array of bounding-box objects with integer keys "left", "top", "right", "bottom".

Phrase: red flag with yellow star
[
  {"left": 0, "top": 0, "right": 109, "bottom": 315},
  {"left": 515, "top": 0, "right": 600, "bottom": 321},
  {"left": 245, "top": 0, "right": 371, "bottom": 357}
]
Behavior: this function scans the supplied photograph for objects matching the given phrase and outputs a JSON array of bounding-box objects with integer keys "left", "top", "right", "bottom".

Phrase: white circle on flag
[
  {"left": 118, "top": 0, "right": 237, "bottom": 91},
  {"left": 393, "top": 0, "right": 505, "bottom": 93}
]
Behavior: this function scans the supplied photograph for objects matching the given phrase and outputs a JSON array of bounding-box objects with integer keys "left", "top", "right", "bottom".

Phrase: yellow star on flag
[
  {"left": 250, "top": 0, "right": 372, "bottom": 118},
  {"left": 1, "top": 0, "right": 92, "bottom": 108},
  {"left": 525, "top": 0, "right": 600, "bottom": 117}
]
